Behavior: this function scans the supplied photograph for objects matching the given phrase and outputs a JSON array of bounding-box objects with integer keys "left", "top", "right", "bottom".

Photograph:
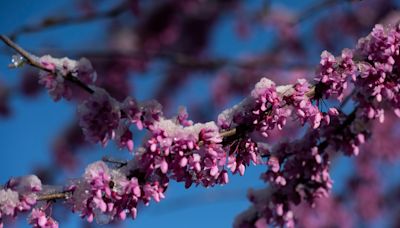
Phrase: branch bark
[{"left": 37, "top": 192, "right": 68, "bottom": 201}]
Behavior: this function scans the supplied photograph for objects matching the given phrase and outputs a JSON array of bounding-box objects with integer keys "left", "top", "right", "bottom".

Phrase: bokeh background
[{"left": 1, "top": 0, "right": 400, "bottom": 227}]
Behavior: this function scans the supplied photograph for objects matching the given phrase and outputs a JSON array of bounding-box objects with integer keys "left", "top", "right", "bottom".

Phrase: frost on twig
[{"left": 9, "top": 54, "right": 25, "bottom": 68}]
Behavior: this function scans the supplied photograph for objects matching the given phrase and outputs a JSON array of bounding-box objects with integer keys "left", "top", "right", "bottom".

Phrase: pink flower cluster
[
  {"left": 121, "top": 98, "right": 163, "bottom": 130},
  {"left": 326, "top": 112, "right": 367, "bottom": 156},
  {"left": 235, "top": 127, "right": 339, "bottom": 227},
  {"left": 38, "top": 56, "right": 97, "bottom": 101},
  {"left": 355, "top": 24, "right": 400, "bottom": 122},
  {"left": 140, "top": 119, "right": 228, "bottom": 188},
  {"left": 315, "top": 49, "right": 356, "bottom": 101},
  {"left": 28, "top": 208, "right": 58, "bottom": 228},
  {"left": 0, "top": 175, "right": 42, "bottom": 227},
  {"left": 68, "top": 161, "right": 167, "bottom": 223},
  {"left": 267, "top": 134, "right": 331, "bottom": 225},
  {"left": 287, "top": 79, "right": 324, "bottom": 128},
  {"left": 218, "top": 78, "right": 290, "bottom": 136},
  {"left": 235, "top": 92, "right": 373, "bottom": 226},
  {"left": 78, "top": 90, "right": 163, "bottom": 150},
  {"left": 231, "top": 27, "right": 400, "bottom": 224},
  {"left": 227, "top": 137, "right": 260, "bottom": 176},
  {"left": 218, "top": 76, "right": 338, "bottom": 136},
  {"left": 78, "top": 88, "right": 121, "bottom": 146},
  {"left": 251, "top": 79, "right": 290, "bottom": 137}
]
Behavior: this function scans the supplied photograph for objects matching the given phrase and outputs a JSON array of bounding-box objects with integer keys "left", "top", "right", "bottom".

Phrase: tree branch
[
  {"left": 0, "top": 35, "right": 94, "bottom": 94},
  {"left": 37, "top": 192, "right": 68, "bottom": 201},
  {"left": 9, "top": 1, "right": 129, "bottom": 40},
  {"left": 102, "top": 156, "right": 128, "bottom": 167},
  {"left": 0, "top": 35, "right": 47, "bottom": 72},
  {"left": 0, "top": 35, "right": 316, "bottom": 143}
]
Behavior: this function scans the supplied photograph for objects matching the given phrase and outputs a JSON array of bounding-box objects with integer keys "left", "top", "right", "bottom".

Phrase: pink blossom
[
  {"left": 78, "top": 88, "right": 121, "bottom": 146},
  {"left": 28, "top": 208, "right": 58, "bottom": 228},
  {"left": 38, "top": 72, "right": 72, "bottom": 101},
  {"left": 0, "top": 189, "right": 19, "bottom": 216},
  {"left": 286, "top": 79, "right": 324, "bottom": 128},
  {"left": 115, "top": 122, "right": 134, "bottom": 152},
  {"left": 38, "top": 55, "right": 97, "bottom": 101},
  {"left": 314, "top": 49, "right": 356, "bottom": 101}
]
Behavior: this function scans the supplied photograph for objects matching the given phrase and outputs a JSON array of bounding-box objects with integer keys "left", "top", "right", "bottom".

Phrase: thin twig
[
  {"left": 9, "top": 1, "right": 129, "bottom": 40},
  {"left": 0, "top": 35, "right": 48, "bottom": 72},
  {"left": 102, "top": 156, "right": 128, "bottom": 167},
  {"left": 65, "top": 73, "right": 94, "bottom": 94},
  {"left": 0, "top": 35, "right": 94, "bottom": 94},
  {"left": 37, "top": 192, "right": 68, "bottom": 201},
  {"left": 219, "top": 128, "right": 237, "bottom": 138}
]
